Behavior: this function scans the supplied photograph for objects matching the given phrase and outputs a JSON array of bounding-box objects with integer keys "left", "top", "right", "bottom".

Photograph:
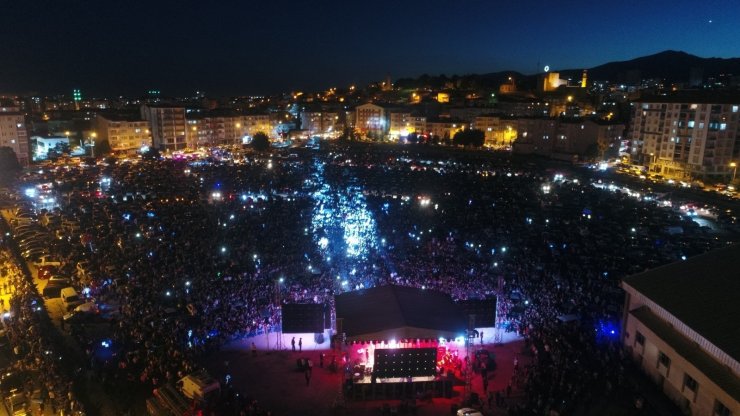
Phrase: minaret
[{"left": 581, "top": 70, "right": 588, "bottom": 88}]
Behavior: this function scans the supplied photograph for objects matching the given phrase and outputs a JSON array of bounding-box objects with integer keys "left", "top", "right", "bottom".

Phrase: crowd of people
[{"left": 8, "top": 142, "right": 737, "bottom": 415}]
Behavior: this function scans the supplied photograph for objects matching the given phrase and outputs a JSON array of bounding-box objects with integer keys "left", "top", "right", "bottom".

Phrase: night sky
[{"left": 1, "top": 0, "right": 738, "bottom": 97}]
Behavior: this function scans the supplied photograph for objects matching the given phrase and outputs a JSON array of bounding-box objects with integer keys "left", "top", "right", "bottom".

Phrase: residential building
[
  {"left": 186, "top": 114, "right": 241, "bottom": 147},
  {"left": 473, "top": 115, "right": 517, "bottom": 148},
  {"left": 355, "top": 103, "right": 390, "bottom": 138},
  {"left": 0, "top": 112, "right": 29, "bottom": 166},
  {"left": 140, "top": 105, "right": 187, "bottom": 151},
  {"left": 238, "top": 114, "right": 272, "bottom": 139},
  {"left": 301, "top": 111, "right": 339, "bottom": 137},
  {"left": 513, "top": 118, "right": 624, "bottom": 160},
  {"left": 389, "top": 112, "right": 426, "bottom": 140},
  {"left": 95, "top": 114, "right": 151, "bottom": 152},
  {"left": 621, "top": 245, "right": 740, "bottom": 416},
  {"left": 426, "top": 119, "right": 465, "bottom": 141},
  {"left": 629, "top": 95, "right": 740, "bottom": 180},
  {"left": 512, "top": 118, "right": 559, "bottom": 156},
  {"left": 554, "top": 119, "right": 624, "bottom": 158}
]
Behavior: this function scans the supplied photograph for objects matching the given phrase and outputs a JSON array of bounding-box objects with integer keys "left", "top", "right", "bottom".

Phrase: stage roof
[
  {"left": 623, "top": 243, "right": 740, "bottom": 363},
  {"left": 335, "top": 285, "right": 468, "bottom": 341}
]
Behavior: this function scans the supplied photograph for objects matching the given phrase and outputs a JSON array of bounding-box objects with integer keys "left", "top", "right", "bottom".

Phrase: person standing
[
  {"left": 298, "top": 337, "right": 302, "bottom": 352},
  {"left": 291, "top": 337, "right": 295, "bottom": 352}
]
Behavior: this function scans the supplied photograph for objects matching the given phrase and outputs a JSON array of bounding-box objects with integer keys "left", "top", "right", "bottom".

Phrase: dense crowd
[{"left": 11, "top": 143, "right": 737, "bottom": 415}]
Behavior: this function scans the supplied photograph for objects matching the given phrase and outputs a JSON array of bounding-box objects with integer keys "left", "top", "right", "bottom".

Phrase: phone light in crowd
[
  {"left": 101, "top": 340, "right": 111, "bottom": 348},
  {"left": 166, "top": 291, "right": 171, "bottom": 297},
  {"left": 185, "top": 281, "right": 191, "bottom": 287},
  {"left": 221, "top": 246, "right": 227, "bottom": 253},
  {"left": 279, "top": 277, "right": 284, "bottom": 283}
]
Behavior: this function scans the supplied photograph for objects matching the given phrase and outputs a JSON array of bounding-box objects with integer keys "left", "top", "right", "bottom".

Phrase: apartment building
[
  {"left": 630, "top": 95, "right": 740, "bottom": 180},
  {"left": 621, "top": 245, "right": 740, "bottom": 416},
  {"left": 0, "top": 112, "right": 29, "bottom": 166}
]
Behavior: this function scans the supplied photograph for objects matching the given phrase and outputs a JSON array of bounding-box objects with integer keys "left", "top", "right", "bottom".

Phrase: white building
[
  {"left": 95, "top": 114, "right": 151, "bottom": 152},
  {"left": 32, "top": 136, "right": 69, "bottom": 160},
  {"left": 621, "top": 245, "right": 740, "bottom": 416},
  {"left": 140, "top": 105, "right": 187, "bottom": 151},
  {"left": 0, "top": 112, "right": 29, "bottom": 166},
  {"left": 629, "top": 96, "right": 740, "bottom": 180}
]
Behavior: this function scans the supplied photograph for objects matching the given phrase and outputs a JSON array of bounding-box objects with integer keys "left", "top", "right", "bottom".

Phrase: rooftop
[{"left": 623, "top": 244, "right": 740, "bottom": 363}]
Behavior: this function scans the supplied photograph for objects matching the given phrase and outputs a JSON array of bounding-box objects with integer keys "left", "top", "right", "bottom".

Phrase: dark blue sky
[{"left": 1, "top": 0, "right": 738, "bottom": 97}]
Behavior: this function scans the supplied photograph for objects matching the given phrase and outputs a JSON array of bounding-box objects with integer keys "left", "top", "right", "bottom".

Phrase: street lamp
[
  {"left": 731, "top": 162, "right": 737, "bottom": 182},
  {"left": 88, "top": 132, "right": 97, "bottom": 158}
]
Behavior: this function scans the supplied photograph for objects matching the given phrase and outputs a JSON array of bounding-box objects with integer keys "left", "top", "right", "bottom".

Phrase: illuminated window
[{"left": 733, "top": 106, "right": 738, "bottom": 113}]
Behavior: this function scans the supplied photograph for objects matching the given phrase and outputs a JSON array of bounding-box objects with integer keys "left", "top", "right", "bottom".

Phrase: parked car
[
  {"left": 3, "top": 391, "right": 29, "bottom": 416},
  {"left": 32, "top": 255, "right": 61, "bottom": 268},
  {"left": 37, "top": 265, "right": 58, "bottom": 280}
]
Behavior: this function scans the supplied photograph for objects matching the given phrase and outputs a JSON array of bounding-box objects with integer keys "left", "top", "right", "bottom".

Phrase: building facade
[
  {"left": 629, "top": 97, "right": 740, "bottom": 180},
  {"left": 389, "top": 112, "right": 426, "bottom": 140},
  {"left": 140, "top": 105, "right": 187, "bottom": 151},
  {"left": 301, "top": 111, "right": 339, "bottom": 137},
  {"left": 513, "top": 118, "right": 624, "bottom": 160},
  {"left": 0, "top": 112, "right": 29, "bottom": 166},
  {"left": 621, "top": 245, "right": 740, "bottom": 416},
  {"left": 95, "top": 114, "right": 151, "bottom": 152},
  {"left": 473, "top": 115, "right": 517, "bottom": 149},
  {"left": 355, "top": 103, "right": 389, "bottom": 138}
]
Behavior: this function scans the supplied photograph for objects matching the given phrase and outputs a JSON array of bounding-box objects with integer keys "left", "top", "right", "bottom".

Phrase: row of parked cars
[{"left": 6, "top": 205, "right": 101, "bottom": 324}]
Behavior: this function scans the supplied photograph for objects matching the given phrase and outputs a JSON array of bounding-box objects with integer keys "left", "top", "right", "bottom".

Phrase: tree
[
  {"left": 453, "top": 129, "right": 485, "bottom": 148},
  {"left": 251, "top": 132, "right": 270, "bottom": 152},
  {"left": 142, "top": 147, "right": 161, "bottom": 160},
  {"left": 0, "top": 147, "right": 21, "bottom": 185},
  {"left": 95, "top": 139, "right": 112, "bottom": 156}
]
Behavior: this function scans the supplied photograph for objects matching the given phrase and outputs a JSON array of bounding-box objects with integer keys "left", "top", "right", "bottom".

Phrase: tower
[
  {"left": 581, "top": 70, "right": 588, "bottom": 88},
  {"left": 73, "top": 89, "right": 81, "bottom": 111}
]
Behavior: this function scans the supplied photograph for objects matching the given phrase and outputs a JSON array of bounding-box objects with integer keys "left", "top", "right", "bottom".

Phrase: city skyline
[{"left": 1, "top": 0, "right": 739, "bottom": 96}]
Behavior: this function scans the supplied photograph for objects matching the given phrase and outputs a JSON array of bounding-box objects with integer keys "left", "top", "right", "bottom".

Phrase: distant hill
[
  {"left": 396, "top": 51, "right": 740, "bottom": 90},
  {"left": 560, "top": 50, "right": 740, "bottom": 84}
]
